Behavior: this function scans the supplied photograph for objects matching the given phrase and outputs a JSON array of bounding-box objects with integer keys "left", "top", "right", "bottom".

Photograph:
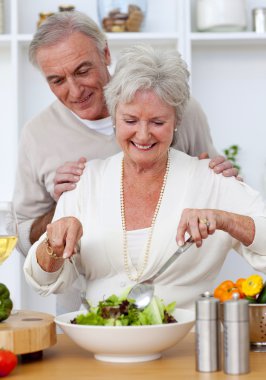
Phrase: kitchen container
[
  {"left": 196, "top": 0, "right": 247, "bottom": 32},
  {"left": 249, "top": 304, "right": 266, "bottom": 350},
  {"left": 37, "top": 12, "right": 54, "bottom": 28},
  {"left": 59, "top": 5, "right": 75, "bottom": 12},
  {"left": 0, "top": 0, "right": 4, "bottom": 34},
  {"left": 252, "top": 8, "right": 266, "bottom": 33},
  {"left": 195, "top": 292, "right": 221, "bottom": 372},
  {"left": 223, "top": 294, "right": 249, "bottom": 375},
  {"left": 98, "top": 0, "right": 147, "bottom": 32}
]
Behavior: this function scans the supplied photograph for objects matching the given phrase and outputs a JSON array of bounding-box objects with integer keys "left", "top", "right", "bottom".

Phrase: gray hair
[
  {"left": 104, "top": 44, "right": 190, "bottom": 135},
  {"left": 29, "top": 11, "right": 107, "bottom": 66}
]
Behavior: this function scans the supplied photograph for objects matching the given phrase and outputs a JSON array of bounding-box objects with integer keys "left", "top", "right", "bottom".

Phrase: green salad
[{"left": 71, "top": 294, "right": 177, "bottom": 326}]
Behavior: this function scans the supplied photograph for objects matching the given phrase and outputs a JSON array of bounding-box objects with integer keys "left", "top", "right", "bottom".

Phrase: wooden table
[{"left": 9, "top": 333, "right": 266, "bottom": 379}]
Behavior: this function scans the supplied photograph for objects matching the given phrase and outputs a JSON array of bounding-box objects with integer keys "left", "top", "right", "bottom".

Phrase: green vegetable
[
  {"left": 72, "top": 294, "right": 177, "bottom": 326},
  {"left": 0, "top": 284, "right": 13, "bottom": 322},
  {"left": 257, "top": 283, "right": 266, "bottom": 304}
]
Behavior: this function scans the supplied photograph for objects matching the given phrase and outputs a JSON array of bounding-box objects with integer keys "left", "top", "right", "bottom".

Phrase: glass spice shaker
[
  {"left": 0, "top": 0, "right": 4, "bottom": 34},
  {"left": 252, "top": 8, "right": 266, "bottom": 34}
]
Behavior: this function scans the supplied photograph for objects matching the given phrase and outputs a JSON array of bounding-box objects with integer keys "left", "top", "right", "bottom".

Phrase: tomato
[{"left": 0, "top": 350, "right": 18, "bottom": 377}]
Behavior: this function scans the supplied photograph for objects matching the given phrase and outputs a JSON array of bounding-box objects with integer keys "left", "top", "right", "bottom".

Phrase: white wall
[{"left": 191, "top": 42, "right": 266, "bottom": 287}]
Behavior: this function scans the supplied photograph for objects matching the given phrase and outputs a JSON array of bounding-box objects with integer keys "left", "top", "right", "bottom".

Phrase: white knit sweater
[{"left": 24, "top": 149, "right": 266, "bottom": 311}]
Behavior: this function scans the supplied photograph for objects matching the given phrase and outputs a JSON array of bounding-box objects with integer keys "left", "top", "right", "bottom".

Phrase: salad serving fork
[{"left": 69, "top": 256, "right": 90, "bottom": 311}]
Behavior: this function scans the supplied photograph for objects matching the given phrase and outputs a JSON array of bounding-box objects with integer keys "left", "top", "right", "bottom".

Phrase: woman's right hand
[
  {"left": 36, "top": 216, "right": 83, "bottom": 273},
  {"left": 46, "top": 216, "right": 83, "bottom": 259}
]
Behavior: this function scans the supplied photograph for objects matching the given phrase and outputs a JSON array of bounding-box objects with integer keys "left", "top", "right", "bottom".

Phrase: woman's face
[{"left": 115, "top": 90, "right": 176, "bottom": 170}]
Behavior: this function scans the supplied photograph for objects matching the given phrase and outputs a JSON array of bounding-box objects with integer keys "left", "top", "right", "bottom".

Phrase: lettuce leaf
[{"left": 72, "top": 294, "right": 177, "bottom": 326}]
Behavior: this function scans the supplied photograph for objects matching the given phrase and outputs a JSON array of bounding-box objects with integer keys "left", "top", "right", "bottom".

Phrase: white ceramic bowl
[{"left": 55, "top": 308, "right": 195, "bottom": 363}]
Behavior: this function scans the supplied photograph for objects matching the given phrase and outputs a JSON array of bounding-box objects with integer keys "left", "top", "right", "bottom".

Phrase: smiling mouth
[
  {"left": 132, "top": 142, "right": 156, "bottom": 150},
  {"left": 74, "top": 94, "right": 92, "bottom": 104}
]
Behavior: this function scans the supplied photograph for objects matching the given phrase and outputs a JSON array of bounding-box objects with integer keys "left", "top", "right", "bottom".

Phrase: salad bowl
[{"left": 55, "top": 308, "right": 195, "bottom": 363}]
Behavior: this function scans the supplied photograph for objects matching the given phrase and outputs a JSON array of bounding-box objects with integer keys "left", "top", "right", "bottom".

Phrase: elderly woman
[{"left": 24, "top": 44, "right": 266, "bottom": 310}]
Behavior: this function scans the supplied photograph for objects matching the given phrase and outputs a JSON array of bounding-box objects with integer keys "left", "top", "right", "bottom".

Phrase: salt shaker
[
  {"left": 223, "top": 293, "right": 249, "bottom": 375},
  {"left": 195, "top": 291, "right": 221, "bottom": 372}
]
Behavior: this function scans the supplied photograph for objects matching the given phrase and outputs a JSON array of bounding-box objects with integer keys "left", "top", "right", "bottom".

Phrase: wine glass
[{"left": 0, "top": 201, "right": 18, "bottom": 265}]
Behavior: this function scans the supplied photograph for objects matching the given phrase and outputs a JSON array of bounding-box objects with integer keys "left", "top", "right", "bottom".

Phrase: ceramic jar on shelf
[
  {"left": 98, "top": 0, "right": 147, "bottom": 32},
  {"left": 196, "top": 0, "right": 247, "bottom": 32}
]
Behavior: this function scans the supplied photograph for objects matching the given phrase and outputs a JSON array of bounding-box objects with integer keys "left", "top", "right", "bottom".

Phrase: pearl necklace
[{"left": 120, "top": 153, "right": 170, "bottom": 282}]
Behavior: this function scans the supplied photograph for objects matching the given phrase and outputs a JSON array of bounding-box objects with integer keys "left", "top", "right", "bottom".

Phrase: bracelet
[{"left": 44, "top": 237, "right": 63, "bottom": 260}]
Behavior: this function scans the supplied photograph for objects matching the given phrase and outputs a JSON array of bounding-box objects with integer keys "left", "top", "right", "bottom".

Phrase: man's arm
[
  {"left": 13, "top": 126, "right": 56, "bottom": 256},
  {"left": 29, "top": 204, "right": 56, "bottom": 245}
]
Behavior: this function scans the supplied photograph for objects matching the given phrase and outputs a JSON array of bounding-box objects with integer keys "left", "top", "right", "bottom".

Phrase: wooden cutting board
[{"left": 0, "top": 310, "right": 57, "bottom": 354}]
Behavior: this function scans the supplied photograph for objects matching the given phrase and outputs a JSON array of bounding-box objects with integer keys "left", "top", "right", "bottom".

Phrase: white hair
[
  {"left": 104, "top": 44, "right": 190, "bottom": 128},
  {"left": 29, "top": 11, "right": 107, "bottom": 66}
]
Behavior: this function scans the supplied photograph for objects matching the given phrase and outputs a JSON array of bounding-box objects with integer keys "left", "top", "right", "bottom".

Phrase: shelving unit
[{"left": 1, "top": 0, "right": 266, "bottom": 312}]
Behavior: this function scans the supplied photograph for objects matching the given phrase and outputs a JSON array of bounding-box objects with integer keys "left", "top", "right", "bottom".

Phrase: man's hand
[
  {"left": 199, "top": 152, "right": 241, "bottom": 179},
  {"left": 53, "top": 157, "right": 87, "bottom": 201}
]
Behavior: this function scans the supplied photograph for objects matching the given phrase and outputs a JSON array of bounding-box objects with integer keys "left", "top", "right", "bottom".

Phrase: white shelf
[
  {"left": 191, "top": 32, "right": 266, "bottom": 45},
  {"left": 15, "top": 32, "right": 179, "bottom": 46},
  {"left": 107, "top": 32, "right": 179, "bottom": 41},
  {"left": 17, "top": 34, "right": 33, "bottom": 42},
  {"left": 0, "top": 34, "right": 11, "bottom": 43}
]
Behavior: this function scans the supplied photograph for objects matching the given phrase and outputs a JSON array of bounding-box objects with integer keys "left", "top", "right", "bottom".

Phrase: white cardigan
[{"left": 24, "top": 149, "right": 266, "bottom": 310}]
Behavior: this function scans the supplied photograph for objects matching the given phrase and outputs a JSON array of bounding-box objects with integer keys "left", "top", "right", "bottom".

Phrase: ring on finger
[{"left": 199, "top": 218, "right": 210, "bottom": 228}]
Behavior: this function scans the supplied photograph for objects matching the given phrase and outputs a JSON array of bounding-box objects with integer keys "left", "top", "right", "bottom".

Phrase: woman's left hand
[{"left": 176, "top": 208, "right": 223, "bottom": 248}]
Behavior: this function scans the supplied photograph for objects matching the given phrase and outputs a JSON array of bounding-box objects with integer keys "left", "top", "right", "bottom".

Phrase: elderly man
[{"left": 13, "top": 11, "right": 237, "bottom": 313}]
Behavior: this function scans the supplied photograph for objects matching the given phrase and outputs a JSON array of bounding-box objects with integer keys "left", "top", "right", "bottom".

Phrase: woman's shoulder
[
  {"left": 86, "top": 151, "right": 122, "bottom": 171},
  {"left": 80, "top": 152, "right": 123, "bottom": 184},
  {"left": 170, "top": 148, "right": 214, "bottom": 179},
  {"left": 170, "top": 148, "right": 205, "bottom": 166}
]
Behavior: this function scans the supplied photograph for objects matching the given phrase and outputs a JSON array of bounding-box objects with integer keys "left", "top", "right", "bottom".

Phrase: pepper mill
[
  {"left": 223, "top": 293, "right": 250, "bottom": 375},
  {"left": 195, "top": 291, "right": 221, "bottom": 372}
]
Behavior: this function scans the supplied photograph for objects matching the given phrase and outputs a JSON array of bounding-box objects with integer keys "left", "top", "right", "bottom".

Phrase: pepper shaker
[
  {"left": 195, "top": 291, "right": 221, "bottom": 372},
  {"left": 223, "top": 293, "right": 249, "bottom": 375}
]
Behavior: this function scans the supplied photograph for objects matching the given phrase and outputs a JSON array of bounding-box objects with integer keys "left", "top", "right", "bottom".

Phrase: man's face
[{"left": 36, "top": 32, "right": 111, "bottom": 120}]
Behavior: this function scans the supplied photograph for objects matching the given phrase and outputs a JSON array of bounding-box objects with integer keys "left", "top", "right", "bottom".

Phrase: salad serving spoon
[{"left": 127, "top": 236, "right": 194, "bottom": 310}]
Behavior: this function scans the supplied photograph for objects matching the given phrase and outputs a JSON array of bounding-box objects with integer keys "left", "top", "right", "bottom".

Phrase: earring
[{"left": 174, "top": 128, "right": 177, "bottom": 132}]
